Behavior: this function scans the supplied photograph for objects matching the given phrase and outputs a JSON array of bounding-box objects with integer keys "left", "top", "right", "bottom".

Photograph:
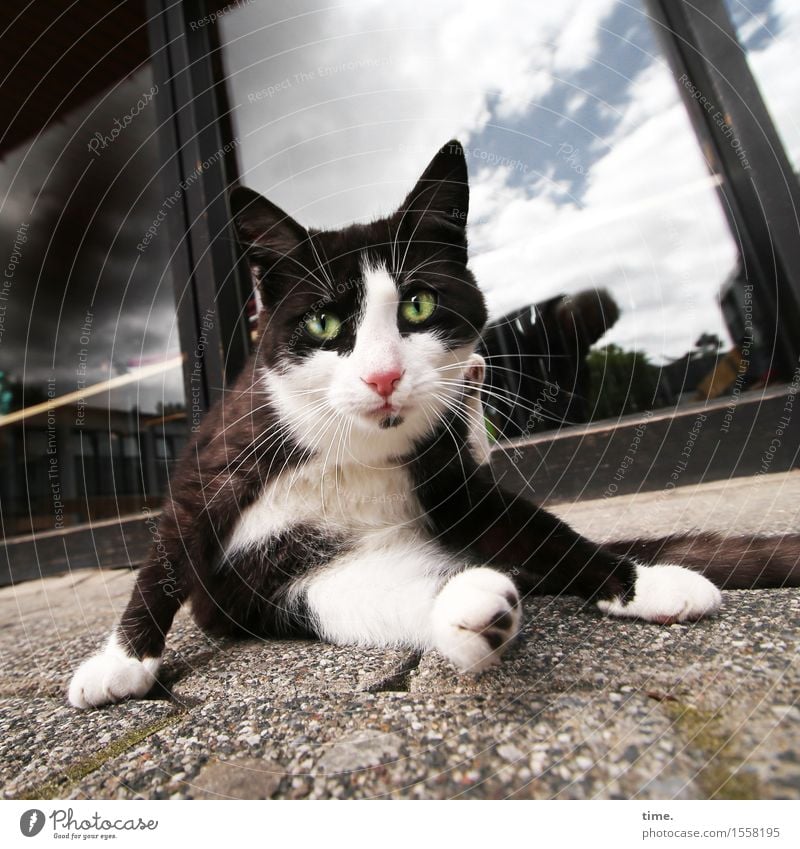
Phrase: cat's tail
[{"left": 603, "top": 532, "right": 800, "bottom": 589}]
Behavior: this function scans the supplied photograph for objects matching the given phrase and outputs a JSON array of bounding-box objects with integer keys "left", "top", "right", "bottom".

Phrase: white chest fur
[{"left": 225, "top": 459, "right": 422, "bottom": 553}]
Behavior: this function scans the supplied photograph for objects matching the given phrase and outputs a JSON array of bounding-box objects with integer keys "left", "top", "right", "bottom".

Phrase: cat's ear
[
  {"left": 397, "top": 139, "right": 470, "bottom": 237},
  {"left": 229, "top": 186, "right": 308, "bottom": 264}
]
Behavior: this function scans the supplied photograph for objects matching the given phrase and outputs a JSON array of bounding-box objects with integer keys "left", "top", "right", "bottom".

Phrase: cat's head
[{"left": 230, "top": 140, "right": 487, "bottom": 463}]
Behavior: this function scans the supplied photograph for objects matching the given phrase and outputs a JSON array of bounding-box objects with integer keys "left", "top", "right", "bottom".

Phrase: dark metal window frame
[{"left": 146, "top": 0, "right": 252, "bottom": 414}]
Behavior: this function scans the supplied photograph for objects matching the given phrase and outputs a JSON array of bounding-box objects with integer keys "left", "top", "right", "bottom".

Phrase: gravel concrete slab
[{"left": 1, "top": 473, "right": 798, "bottom": 799}]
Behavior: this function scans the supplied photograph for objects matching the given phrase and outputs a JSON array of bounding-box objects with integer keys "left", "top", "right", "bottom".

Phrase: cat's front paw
[
  {"left": 431, "top": 567, "right": 521, "bottom": 673},
  {"left": 597, "top": 563, "right": 722, "bottom": 624},
  {"left": 67, "top": 637, "right": 160, "bottom": 709}
]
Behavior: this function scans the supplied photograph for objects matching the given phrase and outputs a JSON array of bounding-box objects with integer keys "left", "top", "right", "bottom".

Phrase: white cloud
[
  {"left": 740, "top": 0, "right": 800, "bottom": 170},
  {"left": 220, "top": 0, "right": 616, "bottom": 225},
  {"left": 470, "top": 59, "right": 739, "bottom": 361}
]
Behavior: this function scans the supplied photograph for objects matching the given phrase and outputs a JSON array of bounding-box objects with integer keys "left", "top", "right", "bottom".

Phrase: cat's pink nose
[{"left": 362, "top": 368, "right": 403, "bottom": 398}]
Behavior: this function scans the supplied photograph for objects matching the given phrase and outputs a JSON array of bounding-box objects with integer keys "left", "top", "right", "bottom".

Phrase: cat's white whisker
[
  {"left": 396, "top": 180, "right": 445, "bottom": 279},
  {"left": 207, "top": 399, "right": 280, "bottom": 445},
  {"left": 431, "top": 388, "right": 552, "bottom": 478},
  {"left": 400, "top": 247, "right": 449, "bottom": 281},
  {"left": 205, "top": 405, "right": 310, "bottom": 489},
  {"left": 436, "top": 378, "right": 575, "bottom": 427},
  {"left": 202, "top": 400, "right": 331, "bottom": 508}
]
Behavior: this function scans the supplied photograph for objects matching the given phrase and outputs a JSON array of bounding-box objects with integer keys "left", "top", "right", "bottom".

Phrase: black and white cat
[{"left": 68, "top": 140, "right": 731, "bottom": 708}]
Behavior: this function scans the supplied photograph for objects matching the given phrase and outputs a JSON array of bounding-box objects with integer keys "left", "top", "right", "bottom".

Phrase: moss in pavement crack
[
  {"left": 16, "top": 712, "right": 182, "bottom": 800},
  {"left": 663, "top": 701, "right": 762, "bottom": 800}
]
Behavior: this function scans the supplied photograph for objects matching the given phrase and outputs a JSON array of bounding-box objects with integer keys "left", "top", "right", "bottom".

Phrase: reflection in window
[
  {"left": 219, "top": 0, "right": 759, "bottom": 440},
  {"left": 725, "top": 0, "right": 800, "bottom": 172},
  {"left": 0, "top": 66, "right": 186, "bottom": 535}
]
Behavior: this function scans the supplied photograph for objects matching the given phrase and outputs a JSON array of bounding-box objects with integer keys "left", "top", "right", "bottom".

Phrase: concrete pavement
[{"left": 2, "top": 471, "right": 799, "bottom": 799}]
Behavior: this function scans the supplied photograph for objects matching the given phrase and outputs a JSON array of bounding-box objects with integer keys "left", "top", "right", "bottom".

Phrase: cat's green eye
[
  {"left": 401, "top": 290, "right": 437, "bottom": 324},
  {"left": 305, "top": 311, "right": 342, "bottom": 341}
]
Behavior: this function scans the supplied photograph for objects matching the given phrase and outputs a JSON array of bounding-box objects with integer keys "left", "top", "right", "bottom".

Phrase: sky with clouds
[{"left": 220, "top": 0, "right": 800, "bottom": 363}]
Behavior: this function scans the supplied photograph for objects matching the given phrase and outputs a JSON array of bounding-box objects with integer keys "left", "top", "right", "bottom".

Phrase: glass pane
[
  {"left": 218, "top": 0, "right": 746, "bottom": 441},
  {"left": 0, "top": 65, "right": 186, "bottom": 535},
  {"left": 725, "top": 0, "right": 800, "bottom": 172}
]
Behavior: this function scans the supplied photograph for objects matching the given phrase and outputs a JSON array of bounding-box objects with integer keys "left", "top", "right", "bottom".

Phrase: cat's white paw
[
  {"left": 67, "top": 636, "right": 160, "bottom": 709},
  {"left": 431, "top": 567, "right": 521, "bottom": 673},
  {"left": 597, "top": 563, "right": 722, "bottom": 624}
]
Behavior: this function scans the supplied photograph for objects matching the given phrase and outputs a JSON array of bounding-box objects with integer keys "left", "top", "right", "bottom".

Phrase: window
[{"left": 3, "top": 0, "right": 798, "bottom": 563}]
